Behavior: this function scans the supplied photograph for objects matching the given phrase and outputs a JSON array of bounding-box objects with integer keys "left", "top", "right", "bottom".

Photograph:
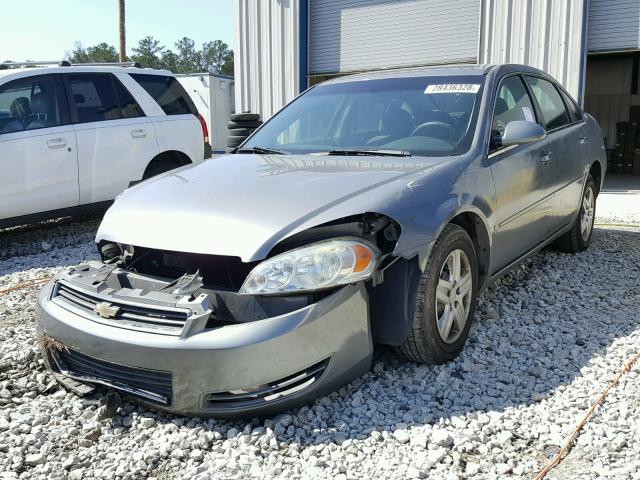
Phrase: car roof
[
  {"left": 0, "top": 65, "right": 173, "bottom": 78},
  {"left": 322, "top": 64, "right": 495, "bottom": 85}
]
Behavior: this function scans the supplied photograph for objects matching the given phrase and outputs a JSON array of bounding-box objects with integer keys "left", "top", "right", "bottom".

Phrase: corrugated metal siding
[
  {"left": 588, "top": 0, "right": 640, "bottom": 52},
  {"left": 309, "top": 0, "right": 480, "bottom": 75},
  {"left": 234, "top": 0, "right": 300, "bottom": 119},
  {"left": 479, "top": 0, "right": 587, "bottom": 101}
]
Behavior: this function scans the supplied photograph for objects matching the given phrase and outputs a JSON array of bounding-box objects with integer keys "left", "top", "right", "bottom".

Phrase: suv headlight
[{"left": 239, "top": 238, "right": 380, "bottom": 295}]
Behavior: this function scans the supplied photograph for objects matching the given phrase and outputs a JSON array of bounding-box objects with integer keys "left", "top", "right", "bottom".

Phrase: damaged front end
[{"left": 36, "top": 213, "right": 401, "bottom": 416}]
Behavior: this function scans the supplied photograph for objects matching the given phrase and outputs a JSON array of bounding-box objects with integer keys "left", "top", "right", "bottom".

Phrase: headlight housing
[{"left": 239, "top": 238, "right": 380, "bottom": 295}]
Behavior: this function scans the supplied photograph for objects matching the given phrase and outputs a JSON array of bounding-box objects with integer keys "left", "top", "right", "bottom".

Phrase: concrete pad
[{"left": 596, "top": 174, "right": 640, "bottom": 225}]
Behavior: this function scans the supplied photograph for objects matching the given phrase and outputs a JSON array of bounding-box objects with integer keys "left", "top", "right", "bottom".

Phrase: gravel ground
[{"left": 0, "top": 216, "right": 639, "bottom": 480}]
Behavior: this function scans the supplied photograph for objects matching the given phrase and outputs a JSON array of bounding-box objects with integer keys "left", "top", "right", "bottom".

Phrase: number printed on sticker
[{"left": 425, "top": 84, "right": 481, "bottom": 94}]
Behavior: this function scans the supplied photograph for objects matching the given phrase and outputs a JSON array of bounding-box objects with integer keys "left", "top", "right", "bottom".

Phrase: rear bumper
[{"left": 36, "top": 276, "right": 372, "bottom": 417}]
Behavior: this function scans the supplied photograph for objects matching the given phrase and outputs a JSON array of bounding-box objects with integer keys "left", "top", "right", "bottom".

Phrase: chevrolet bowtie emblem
[{"left": 93, "top": 302, "right": 120, "bottom": 319}]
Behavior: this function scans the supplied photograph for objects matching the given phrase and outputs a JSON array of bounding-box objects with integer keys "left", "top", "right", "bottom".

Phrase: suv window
[
  {"left": 492, "top": 75, "right": 537, "bottom": 143},
  {"left": 525, "top": 76, "right": 570, "bottom": 130},
  {"left": 560, "top": 89, "right": 583, "bottom": 123},
  {"left": 0, "top": 75, "right": 62, "bottom": 134},
  {"left": 67, "top": 73, "right": 143, "bottom": 123},
  {"left": 130, "top": 74, "right": 197, "bottom": 115},
  {"left": 114, "top": 79, "right": 145, "bottom": 119}
]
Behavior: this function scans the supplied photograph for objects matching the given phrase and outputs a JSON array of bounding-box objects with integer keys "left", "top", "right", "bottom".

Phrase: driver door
[{"left": 488, "top": 74, "right": 556, "bottom": 273}]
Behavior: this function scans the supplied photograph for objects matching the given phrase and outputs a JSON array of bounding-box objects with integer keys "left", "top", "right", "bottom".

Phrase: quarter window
[
  {"left": 130, "top": 74, "right": 197, "bottom": 115},
  {"left": 492, "top": 76, "right": 537, "bottom": 143},
  {"left": 0, "top": 75, "right": 62, "bottom": 134},
  {"left": 525, "top": 77, "right": 570, "bottom": 130}
]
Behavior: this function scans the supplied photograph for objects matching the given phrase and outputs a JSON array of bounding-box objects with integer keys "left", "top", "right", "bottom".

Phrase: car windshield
[{"left": 243, "top": 75, "right": 485, "bottom": 157}]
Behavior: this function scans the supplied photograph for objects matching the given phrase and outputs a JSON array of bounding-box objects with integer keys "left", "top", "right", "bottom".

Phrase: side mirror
[{"left": 500, "top": 120, "right": 546, "bottom": 147}]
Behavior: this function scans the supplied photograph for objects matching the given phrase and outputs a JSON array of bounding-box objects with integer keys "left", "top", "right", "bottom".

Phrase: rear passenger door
[
  {"left": 64, "top": 73, "right": 159, "bottom": 204},
  {"left": 0, "top": 74, "right": 78, "bottom": 221},
  {"left": 129, "top": 74, "right": 204, "bottom": 164},
  {"left": 488, "top": 74, "right": 556, "bottom": 272},
  {"left": 525, "top": 76, "right": 585, "bottom": 231}
]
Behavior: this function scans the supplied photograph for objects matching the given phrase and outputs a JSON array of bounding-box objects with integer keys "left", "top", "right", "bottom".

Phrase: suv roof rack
[{"left": 0, "top": 61, "right": 142, "bottom": 70}]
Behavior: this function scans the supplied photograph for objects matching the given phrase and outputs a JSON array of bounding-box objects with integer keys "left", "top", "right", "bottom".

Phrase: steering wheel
[{"left": 411, "top": 121, "right": 454, "bottom": 140}]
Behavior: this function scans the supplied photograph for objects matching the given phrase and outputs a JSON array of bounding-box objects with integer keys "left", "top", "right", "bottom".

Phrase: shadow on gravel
[{"left": 76, "top": 226, "right": 639, "bottom": 449}]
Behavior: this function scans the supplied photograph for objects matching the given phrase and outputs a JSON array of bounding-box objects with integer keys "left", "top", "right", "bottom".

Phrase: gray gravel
[{"left": 0, "top": 219, "right": 639, "bottom": 480}]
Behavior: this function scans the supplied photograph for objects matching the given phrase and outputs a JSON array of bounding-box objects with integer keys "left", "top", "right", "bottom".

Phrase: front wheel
[
  {"left": 552, "top": 175, "right": 596, "bottom": 253},
  {"left": 397, "top": 224, "right": 478, "bottom": 364}
]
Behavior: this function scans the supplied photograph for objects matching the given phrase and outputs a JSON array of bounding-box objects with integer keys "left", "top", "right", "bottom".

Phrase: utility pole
[{"left": 118, "top": 0, "right": 126, "bottom": 62}]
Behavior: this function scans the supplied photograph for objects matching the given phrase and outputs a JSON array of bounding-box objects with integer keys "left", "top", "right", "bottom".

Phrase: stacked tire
[{"left": 227, "top": 113, "right": 262, "bottom": 151}]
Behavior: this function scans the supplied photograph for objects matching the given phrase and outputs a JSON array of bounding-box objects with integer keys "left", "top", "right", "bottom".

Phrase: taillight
[{"left": 197, "top": 113, "right": 209, "bottom": 143}]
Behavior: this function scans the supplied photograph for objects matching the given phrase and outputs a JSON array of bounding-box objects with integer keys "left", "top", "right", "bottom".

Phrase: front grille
[
  {"left": 53, "top": 282, "right": 189, "bottom": 335},
  {"left": 203, "top": 358, "right": 330, "bottom": 410},
  {"left": 128, "top": 246, "right": 258, "bottom": 291},
  {"left": 51, "top": 348, "right": 172, "bottom": 405}
]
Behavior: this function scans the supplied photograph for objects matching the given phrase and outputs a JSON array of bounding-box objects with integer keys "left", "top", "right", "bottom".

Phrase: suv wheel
[
  {"left": 397, "top": 224, "right": 478, "bottom": 364},
  {"left": 551, "top": 175, "right": 596, "bottom": 253}
]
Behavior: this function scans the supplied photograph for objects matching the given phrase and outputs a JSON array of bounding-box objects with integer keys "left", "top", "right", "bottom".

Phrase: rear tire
[
  {"left": 397, "top": 224, "right": 478, "bottom": 364},
  {"left": 551, "top": 175, "right": 596, "bottom": 253}
]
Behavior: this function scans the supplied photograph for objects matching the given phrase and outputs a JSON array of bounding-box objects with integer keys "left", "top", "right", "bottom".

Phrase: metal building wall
[
  {"left": 309, "top": 0, "right": 480, "bottom": 75},
  {"left": 479, "top": 0, "right": 588, "bottom": 102},
  {"left": 234, "top": 0, "right": 301, "bottom": 119},
  {"left": 589, "top": 0, "right": 640, "bottom": 52}
]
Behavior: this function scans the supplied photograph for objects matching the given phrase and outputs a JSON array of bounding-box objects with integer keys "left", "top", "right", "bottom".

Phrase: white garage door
[
  {"left": 589, "top": 0, "right": 640, "bottom": 52},
  {"left": 309, "top": 0, "right": 480, "bottom": 75}
]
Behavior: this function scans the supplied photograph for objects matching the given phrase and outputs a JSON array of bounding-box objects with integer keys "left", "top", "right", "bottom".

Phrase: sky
[{"left": 0, "top": 0, "right": 235, "bottom": 62}]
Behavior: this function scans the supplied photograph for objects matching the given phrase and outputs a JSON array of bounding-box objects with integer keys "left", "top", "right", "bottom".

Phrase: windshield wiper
[
  {"left": 317, "top": 149, "right": 412, "bottom": 157},
  {"left": 234, "top": 146, "right": 288, "bottom": 155}
]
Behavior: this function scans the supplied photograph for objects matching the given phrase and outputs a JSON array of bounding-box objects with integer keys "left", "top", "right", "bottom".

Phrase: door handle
[
  {"left": 47, "top": 138, "right": 67, "bottom": 149},
  {"left": 578, "top": 135, "right": 588, "bottom": 145},
  {"left": 539, "top": 151, "right": 553, "bottom": 165},
  {"left": 131, "top": 129, "right": 147, "bottom": 138}
]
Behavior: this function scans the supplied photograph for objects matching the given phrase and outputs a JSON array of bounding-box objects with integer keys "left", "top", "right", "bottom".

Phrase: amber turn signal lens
[{"left": 353, "top": 244, "right": 374, "bottom": 272}]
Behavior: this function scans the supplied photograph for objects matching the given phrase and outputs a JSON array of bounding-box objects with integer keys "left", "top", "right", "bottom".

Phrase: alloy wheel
[
  {"left": 435, "top": 249, "right": 473, "bottom": 344},
  {"left": 580, "top": 185, "right": 595, "bottom": 241}
]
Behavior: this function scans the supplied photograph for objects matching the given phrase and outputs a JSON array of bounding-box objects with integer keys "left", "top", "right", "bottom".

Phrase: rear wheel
[
  {"left": 552, "top": 175, "right": 596, "bottom": 253},
  {"left": 397, "top": 224, "right": 478, "bottom": 364}
]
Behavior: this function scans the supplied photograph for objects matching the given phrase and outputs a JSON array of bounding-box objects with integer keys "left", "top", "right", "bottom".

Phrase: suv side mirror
[{"left": 500, "top": 120, "right": 546, "bottom": 147}]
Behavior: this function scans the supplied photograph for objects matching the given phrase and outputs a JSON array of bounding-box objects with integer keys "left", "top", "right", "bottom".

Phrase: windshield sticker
[
  {"left": 424, "top": 84, "right": 480, "bottom": 94},
  {"left": 522, "top": 106, "right": 535, "bottom": 122}
]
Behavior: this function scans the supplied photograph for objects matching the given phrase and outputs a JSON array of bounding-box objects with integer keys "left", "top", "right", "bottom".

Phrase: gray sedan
[{"left": 36, "top": 64, "right": 605, "bottom": 417}]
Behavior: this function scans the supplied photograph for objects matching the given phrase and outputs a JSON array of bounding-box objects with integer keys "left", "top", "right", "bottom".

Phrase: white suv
[{"left": 0, "top": 62, "right": 211, "bottom": 228}]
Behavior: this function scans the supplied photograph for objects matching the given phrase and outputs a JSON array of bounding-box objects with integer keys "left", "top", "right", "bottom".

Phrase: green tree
[
  {"left": 67, "top": 42, "right": 118, "bottom": 63},
  {"left": 174, "top": 37, "right": 201, "bottom": 73},
  {"left": 131, "top": 36, "right": 164, "bottom": 69},
  {"left": 159, "top": 50, "right": 179, "bottom": 72},
  {"left": 201, "top": 40, "right": 234, "bottom": 76},
  {"left": 86, "top": 43, "right": 119, "bottom": 63}
]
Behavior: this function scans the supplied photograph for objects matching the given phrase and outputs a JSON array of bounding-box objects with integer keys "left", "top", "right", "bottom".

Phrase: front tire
[
  {"left": 552, "top": 175, "right": 596, "bottom": 253},
  {"left": 397, "top": 224, "right": 478, "bottom": 364}
]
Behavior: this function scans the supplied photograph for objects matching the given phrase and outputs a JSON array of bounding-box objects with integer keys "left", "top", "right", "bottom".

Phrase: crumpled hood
[{"left": 96, "top": 153, "right": 440, "bottom": 261}]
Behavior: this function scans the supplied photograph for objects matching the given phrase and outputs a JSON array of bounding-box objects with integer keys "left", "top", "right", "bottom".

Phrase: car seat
[{"left": 0, "top": 97, "right": 31, "bottom": 133}]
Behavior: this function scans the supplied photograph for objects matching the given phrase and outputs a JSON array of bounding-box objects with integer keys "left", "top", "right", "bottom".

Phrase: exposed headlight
[{"left": 239, "top": 238, "right": 380, "bottom": 295}]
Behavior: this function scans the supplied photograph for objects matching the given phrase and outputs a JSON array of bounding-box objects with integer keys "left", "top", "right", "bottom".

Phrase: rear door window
[
  {"left": 525, "top": 76, "right": 571, "bottom": 130},
  {"left": 129, "top": 74, "right": 197, "bottom": 115},
  {"left": 0, "top": 75, "right": 63, "bottom": 134},
  {"left": 560, "top": 89, "right": 583, "bottom": 123},
  {"left": 68, "top": 74, "right": 121, "bottom": 123},
  {"left": 67, "top": 73, "right": 144, "bottom": 123}
]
